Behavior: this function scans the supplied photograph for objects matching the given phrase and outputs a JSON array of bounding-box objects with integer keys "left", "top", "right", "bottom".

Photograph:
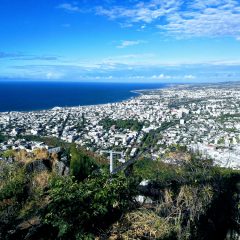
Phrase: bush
[
  {"left": 0, "top": 163, "right": 27, "bottom": 202},
  {"left": 42, "top": 172, "right": 138, "bottom": 239},
  {"left": 70, "top": 144, "right": 98, "bottom": 181},
  {"left": 0, "top": 163, "right": 29, "bottom": 238},
  {"left": 133, "top": 158, "right": 183, "bottom": 185}
]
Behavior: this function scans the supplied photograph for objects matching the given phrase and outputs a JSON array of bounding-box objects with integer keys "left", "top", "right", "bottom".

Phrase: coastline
[
  {"left": 0, "top": 83, "right": 168, "bottom": 113},
  {"left": 0, "top": 90, "right": 140, "bottom": 114}
]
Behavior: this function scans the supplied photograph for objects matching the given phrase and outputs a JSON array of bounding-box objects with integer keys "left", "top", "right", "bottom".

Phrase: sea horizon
[{"left": 0, "top": 81, "right": 169, "bottom": 112}]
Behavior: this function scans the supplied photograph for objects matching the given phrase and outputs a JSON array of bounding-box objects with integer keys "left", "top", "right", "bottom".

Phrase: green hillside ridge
[{"left": 0, "top": 143, "right": 239, "bottom": 240}]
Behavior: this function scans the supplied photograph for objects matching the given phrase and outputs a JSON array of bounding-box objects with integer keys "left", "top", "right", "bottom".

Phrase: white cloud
[
  {"left": 96, "top": 0, "right": 180, "bottom": 23},
  {"left": 151, "top": 74, "right": 172, "bottom": 79},
  {"left": 57, "top": 3, "right": 80, "bottom": 12},
  {"left": 46, "top": 72, "right": 64, "bottom": 79},
  {"left": 184, "top": 74, "right": 196, "bottom": 79},
  {"left": 96, "top": 0, "right": 240, "bottom": 38},
  {"left": 150, "top": 74, "right": 197, "bottom": 80},
  {"left": 56, "top": 1, "right": 240, "bottom": 39},
  {"left": 168, "top": 1, "right": 240, "bottom": 38},
  {"left": 117, "top": 40, "right": 144, "bottom": 48},
  {"left": 160, "top": 2, "right": 240, "bottom": 38},
  {"left": 5, "top": 60, "right": 240, "bottom": 81},
  {"left": 129, "top": 75, "right": 145, "bottom": 79}
]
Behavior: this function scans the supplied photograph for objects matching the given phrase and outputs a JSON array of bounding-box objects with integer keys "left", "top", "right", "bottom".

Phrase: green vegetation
[
  {"left": 0, "top": 162, "right": 27, "bottom": 201},
  {"left": 133, "top": 157, "right": 180, "bottom": 183},
  {"left": 218, "top": 113, "right": 240, "bottom": 123},
  {"left": 43, "top": 173, "right": 137, "bottom": 239},
  {"left": 169, "top": 98, "right": 203, "bottom": 108},
  {"left": 133, "top": 154, "right": 237, "bottom": 186},
  {"left": 1, "top": 149, "right": 15, "bottom": 158},
  {"left": 99, "top": 118, "right": 144, "bottom": 131},
  {"left": 70, "top": 144, "right": 98, "bottom": 181},
  {"left": 76, "top": 113, "right": 86, "bottom": 133},
  {"left": 7, "top": 134, "right": 69, "bottom": 148},
  {"left": 0, "top": 144, "right": 239, "bottom": 240},
  {"left": 0, "top": 133, "right": 6, "bottom": 143},
  {"left": 159, "top": 120, "right": 179, "bottom": 130},
  {"left": 140, "top": 121, "right": 178, "bottom": 151},
  {"left": 217, "top": 137, "right": 225, "bottom": 145},
  {"left": 0, "top": 159, "right": 138, "bottom": 239},
  {"left": 132, "top": 157, "right": 240, "bottom": 240}
]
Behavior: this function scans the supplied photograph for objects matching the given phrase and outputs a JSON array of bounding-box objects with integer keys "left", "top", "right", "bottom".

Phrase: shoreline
[
  {"left": 0, "top": 91, "right": 140, "bottom": 114},
  {"left": 0, "top": 85, "right": 168, "bottom": 114}
]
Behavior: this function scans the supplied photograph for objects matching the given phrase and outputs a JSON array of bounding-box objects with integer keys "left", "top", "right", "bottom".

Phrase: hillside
[{"left": 0, "top": 144, "right": 239, "bottom": 240}]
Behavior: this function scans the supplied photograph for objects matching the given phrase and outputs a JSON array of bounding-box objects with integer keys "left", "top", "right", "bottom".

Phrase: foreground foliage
[
  {"left": 0, "top": 146, "right": 239, "bottom": 240},
  {"left": 43, "top": 173, "right": 138, "bottom": 239}
]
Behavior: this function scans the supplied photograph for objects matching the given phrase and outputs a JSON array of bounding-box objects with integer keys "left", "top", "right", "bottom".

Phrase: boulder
[
  {"left": 54, "top": 160, "right": 70, "bottom": 176},
  {"left": 26, "top": 160, "right": 51, "bottom": 174}
]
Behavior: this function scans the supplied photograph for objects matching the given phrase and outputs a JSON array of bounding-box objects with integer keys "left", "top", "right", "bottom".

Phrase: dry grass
[
  {"left": 12, "top": 148, "right": 61, "bottom": 170},
  {"left": 17, "top": 216, "right": 40, "bottom": 230},
  {"left": 15, "top": 149, "right": 34, "bottom": 164},
  {"left": 13, "top": 148, "right": 55, "bottom": 164},
  {"left": 19, "top": 171, "right": 52, "bottom": 219},
  {"left": 155, "top": 185, "right": 214, "bottom": 239},
  {"left": 109, "top": 209, "right": 175, "bottom": 240},
  {"left": 31, "top": 171, "right": 51, "bottom": 191},
  {"left": 33, "top": 148, "right": 49, "bottom": 160},
  {"left": 166, "top": 151, "right": 191, "bottom": 162}
]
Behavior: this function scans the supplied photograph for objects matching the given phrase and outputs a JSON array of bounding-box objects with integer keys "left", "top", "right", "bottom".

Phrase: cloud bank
[{"left": 96, "top": 0, "right": 240, "bottom": 39}]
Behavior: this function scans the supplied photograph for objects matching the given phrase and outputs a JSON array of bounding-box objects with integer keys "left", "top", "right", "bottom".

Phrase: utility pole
[
  {"left": 226, "top": 144, "right": 232, "bottom": 168},
  {"left": 100, "top": 150, "right": 124, "bottom": 173}
]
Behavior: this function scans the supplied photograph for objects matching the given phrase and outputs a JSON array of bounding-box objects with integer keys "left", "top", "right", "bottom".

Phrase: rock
[
  {"left": 64, "top": 166, "right": 70, "bottom": 176},
  {"left": 7, "top": 217, "right": 57, "bottom": 240},
  {"left": 26, "top": 160, "right": 51, "bottom": 174},
  {"left": 54, "top": 160, "right": 70, "bottom": 176},
  {"left": 60, "top": 155, "right": 68, "bottom": 164},
  {"left": 54, "top": 160, "right": 65, "bottom": 175},
  {"left": 17, "top": 217, "right": 40, "bottom": 231}
]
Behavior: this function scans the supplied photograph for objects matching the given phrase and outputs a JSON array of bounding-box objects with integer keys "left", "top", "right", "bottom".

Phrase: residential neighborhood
[{"left": 1, "top": 83, "right": 240, "bottom": 169}]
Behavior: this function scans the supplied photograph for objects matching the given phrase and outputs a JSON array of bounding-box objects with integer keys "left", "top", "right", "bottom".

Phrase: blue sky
[{"left": 1, "top": 0, "right": 240, "bottom": 82}]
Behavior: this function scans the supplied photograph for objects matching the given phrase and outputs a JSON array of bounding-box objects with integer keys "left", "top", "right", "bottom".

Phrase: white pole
[{"left": 110, "top": 151, "right": 113, "bottom": 173}]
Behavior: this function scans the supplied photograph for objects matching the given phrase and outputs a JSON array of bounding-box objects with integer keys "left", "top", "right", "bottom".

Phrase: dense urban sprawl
[{"left": 1, "top": 83, "right": 240, "bottom": 169}]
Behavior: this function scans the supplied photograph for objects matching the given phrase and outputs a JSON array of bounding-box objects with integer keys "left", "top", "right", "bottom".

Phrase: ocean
[{"left": 0, "top": 81, "right": 167, "bottom": 112}]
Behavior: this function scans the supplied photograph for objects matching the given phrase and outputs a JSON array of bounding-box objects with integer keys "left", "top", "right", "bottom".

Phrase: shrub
[
  {"left": 42, "top": 173, "right": 137, "bottom": 239},
  {"left": 70, "top": 144, "right": 98, "bottom": 181}
]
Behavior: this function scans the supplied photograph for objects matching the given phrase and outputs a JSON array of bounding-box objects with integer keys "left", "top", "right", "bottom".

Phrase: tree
[{"left": 99, "top": 118, "right": 143, "bottom": 131}]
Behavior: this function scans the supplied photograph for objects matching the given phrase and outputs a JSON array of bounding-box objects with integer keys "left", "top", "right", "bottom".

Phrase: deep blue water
[{"left": 0, "top": 81, "right": 167, "bottom": 112}]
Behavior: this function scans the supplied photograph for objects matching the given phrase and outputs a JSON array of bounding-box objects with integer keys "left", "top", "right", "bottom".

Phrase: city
[{"left": 1, "top": 82, "right": 240, "bottom": 170}]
